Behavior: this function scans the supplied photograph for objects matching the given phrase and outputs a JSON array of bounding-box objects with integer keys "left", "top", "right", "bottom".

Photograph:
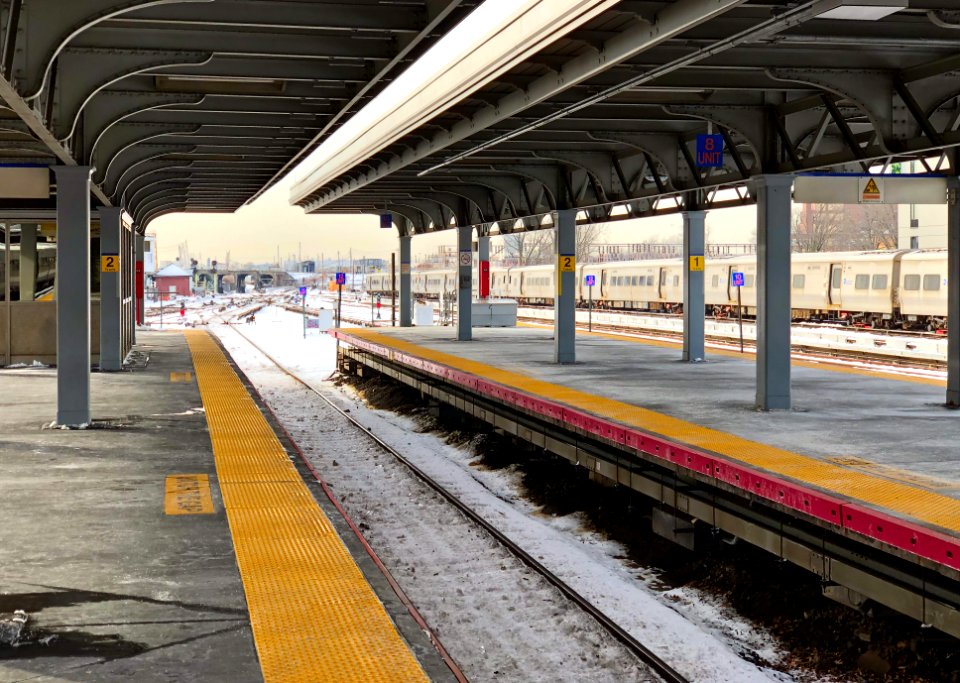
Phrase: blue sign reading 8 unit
[
  {"left": 585, "top": 274, "right": 596, "bottom": 287},
  {"left": 695, "top": 133, "right": 724, "bottom": 168},
  {"left": 335, "top": 272, "right": 346, "bottom": 285},
  {"left": 731, "top": 271, "right": 745, "bottom": 287}
]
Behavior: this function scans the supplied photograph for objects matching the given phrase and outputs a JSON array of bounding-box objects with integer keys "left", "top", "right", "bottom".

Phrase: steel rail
[{"left": 229, "top": 323, "right": 691, "bottom": 683}]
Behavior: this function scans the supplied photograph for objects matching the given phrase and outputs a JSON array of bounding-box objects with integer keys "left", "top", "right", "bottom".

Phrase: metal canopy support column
[
  {"left": 19, "top": 224, "right": 38, "bottom": 301},
  {"left": 948, "top": 173, "right": 960, "bottom": 407},
  {"left": 682, "top": 208, "right": 706, "bottom": 362},
  {"left": 752, "top": 174, "right": 793, "bottom": 411},
  {"left": 136, "top": 233, "right": 145, "bottom": 326},
  {"left": 399, "top": 234, "right": 412, "bottom": 327},
  {"left": 99, "top": 207, "right": 123, "bottom": 371},
  {"left": 54, "top": 165, "right": 94, "bottom": 426},
  {"left": 456, "top": 223, "right": 472, "bottom": 341},
  {"left": 555, "top": 208, "right": 576, "bottom": 364}
]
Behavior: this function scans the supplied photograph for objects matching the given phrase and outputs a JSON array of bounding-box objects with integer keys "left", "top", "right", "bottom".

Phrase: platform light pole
[{"left": 300, "top": 285, "right": 307, "bottom": 338}]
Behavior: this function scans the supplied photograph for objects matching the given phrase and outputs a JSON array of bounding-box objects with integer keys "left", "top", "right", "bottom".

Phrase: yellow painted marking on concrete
[
  {"left": 345, "top": 328, "right": 960, "bottom": 534},
  {"left": 169, "top": 371, "right": 194, "bottom": 383},
  {"left": 164, "top": 474, "right": 215, "bottom": 515},
  {"left": 827, "top": 457, "right": 958, "bottom": 492},
  {"left": 184, "top": 330, "right": 428, "bottom": 683}
]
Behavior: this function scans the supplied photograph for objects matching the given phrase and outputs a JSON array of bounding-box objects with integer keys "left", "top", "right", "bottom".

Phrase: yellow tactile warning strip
[
  {"left": 345, "top": 329, "right": 960, "bottom": 535},
  {"left": 184, "top": 330, "right": 429, "bottom": 683},
  {"left": 164, "top": 474, "right": 214, "bottom": 515},
  {"left": 519, "top": 320, "right": 945, "bottom": 387}
]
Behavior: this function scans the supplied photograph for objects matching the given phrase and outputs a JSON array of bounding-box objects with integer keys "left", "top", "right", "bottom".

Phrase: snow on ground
[{"left": 213, "top": 306, "right": 819, "bottom": 683}]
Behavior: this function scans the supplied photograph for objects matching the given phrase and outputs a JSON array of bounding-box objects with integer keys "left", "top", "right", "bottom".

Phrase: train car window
[
  {"left": 631, "top": 276, "right": 639, "bottom": 286},
  {"left": 871, "top": 274, "right": 888, "bottom": 290},
  {"left": 923, "top": 274, "right": 941, "bottom": 291},
  {"left": 660, "top": 271, "right": 667, "bottom": 286},
  {"left": 903, "top": 274, "right": 921, "bottom": 290},
  {"left": 711, "top": 274, "right": 719, "bottom": 288},
  {"left": 673, "top": 275, "right": 679, "bottom": 287},
  {"left": 792, "top": 274, "right": 805, "bottom": 289},
  {"left": 744, "top": 274, "right": 755, "bottom": 287},
  {"left": 854, "top": 274, "right": 869, "bottom": 290},
  {"left": 831, "top": 268, "right": 841, "bottom": 289},
  {"left": 646, "top": 275, "right": 654, "bottom": 286}
]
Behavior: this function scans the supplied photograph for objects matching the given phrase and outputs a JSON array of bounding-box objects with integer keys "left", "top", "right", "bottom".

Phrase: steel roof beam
[
  {"left": 113, "top": 1, "right": 426, "bottom": 34},
  {"left": 294, "top": 0, "right": 750, "bottom": 209}
]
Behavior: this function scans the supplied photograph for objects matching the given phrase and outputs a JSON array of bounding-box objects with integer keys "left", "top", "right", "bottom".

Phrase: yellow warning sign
[
  {"left": 689, "top": 255, "right": 704, "bottom": 272},
  {"left": 860, "top": 177, "right": 883, "bottom": 203},
  {"left": 164, "top": 474, "right": 214, "bottom": 515},
  {"left": 100, "top": 254, "right": 120, "bottom": 272},
  {"left": 169, "top": 371, "right": 194, "bottom": 383}
]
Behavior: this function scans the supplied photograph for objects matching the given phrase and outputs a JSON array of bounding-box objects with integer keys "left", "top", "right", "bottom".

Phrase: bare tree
[
  {"left": 577, "top": 222, "right": 603, "bottom": 260},
  {"left": 501, "top": 229, "right": 553, "bottom": 266},
  {"left": 843, "top": 204, "right": 898, "bottom": 250},
  {"left": 794, "top": 203, "right": 898, "bottom": 252},
  {"left": 793, "top": 203, "right": 844, "bottom": 252}
]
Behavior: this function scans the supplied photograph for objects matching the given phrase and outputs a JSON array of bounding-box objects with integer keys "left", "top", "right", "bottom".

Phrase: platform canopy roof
[
  {"left": 2, "top": 1, "right": 959, "bottom": 234},
  {"left": 0, "top": 0, "right": 483, "bottom": 229},
  {"left": 285, "top": 0, "right": 960, "bottom": 235}
]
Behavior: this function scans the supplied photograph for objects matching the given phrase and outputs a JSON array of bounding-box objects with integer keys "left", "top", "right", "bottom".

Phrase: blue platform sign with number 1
[
  {"left": 299, "top": 286, "right": 307, "bottom": 297},
  {"left": 585, "top": 274, "right": 596, "bottom": 287},
  {"left": 732, "top": 271, "right": 745, "bottom": 287}
]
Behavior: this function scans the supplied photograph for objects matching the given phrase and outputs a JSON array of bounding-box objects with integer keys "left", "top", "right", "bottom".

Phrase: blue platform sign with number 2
[{"left": 732, "top": 271, "right": 745, "bottom": 287}]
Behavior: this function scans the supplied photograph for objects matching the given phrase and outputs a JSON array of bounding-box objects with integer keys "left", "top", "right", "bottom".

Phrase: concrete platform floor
[
  {"left": 369, "top": 327, "right": 960, "bottom": 497},
  {"left": 0, "top": 331, "right": 260, "bottom": 682}
]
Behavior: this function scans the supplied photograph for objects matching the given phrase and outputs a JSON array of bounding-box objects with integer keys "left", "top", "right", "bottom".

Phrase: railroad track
[
  {"left": 518, "top": 316, "right": 946, "bottom": 372},
  {"left": 228, "top": 324, "right": 690, "bottom": 683}
]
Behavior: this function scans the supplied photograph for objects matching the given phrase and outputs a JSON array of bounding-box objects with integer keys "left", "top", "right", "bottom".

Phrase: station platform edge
[
  {"left": 185, "top": 330, "right": 430, "bottom": 683},
  {"left": 331, "top": 327, "right": 960, "bottom": 576}
]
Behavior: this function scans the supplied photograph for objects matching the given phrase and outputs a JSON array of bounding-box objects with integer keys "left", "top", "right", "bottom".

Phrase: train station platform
[
  {"left": 332, "top": 326, "right": 960, "bottom": 638},
  {"left": 0, "top": 329, "right": 448, "bottom": 682}
]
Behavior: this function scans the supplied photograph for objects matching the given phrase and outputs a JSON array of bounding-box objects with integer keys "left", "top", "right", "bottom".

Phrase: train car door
[
  {"left": 600, "top": 269, "right": 608, "bottom": 298},
  {"left": 829, "top": 263, "right": 842, "bottom": 305}
]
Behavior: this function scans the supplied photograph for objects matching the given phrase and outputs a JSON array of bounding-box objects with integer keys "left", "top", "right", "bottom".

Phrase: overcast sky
[{"left": 151, "top": 171, "right": 760, "bottom": 267}]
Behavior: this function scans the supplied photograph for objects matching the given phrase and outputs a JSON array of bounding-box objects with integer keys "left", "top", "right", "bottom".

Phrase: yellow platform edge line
[
  {"left": 346, "top": 328, "right": 960, "bottom": 534},
  {"left": 184, "top": 330, "right": 429, "bottom": 683}
]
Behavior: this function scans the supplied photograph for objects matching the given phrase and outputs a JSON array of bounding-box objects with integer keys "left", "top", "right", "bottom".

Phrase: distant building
[
  {"left": 354, "top": 257, "right": 386, "bottom": 273},
  {"left": 143, "top": 234, "right": 158, "bottom": 274},
  {"left": 153, "top": 264, "right": 192, "bottom": 297},
  {"left": 897, "top": 204, "right": 947, "bottom": 250},
  {"left": 300, "top": 260, "right": 316, "bottom": 273}
]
